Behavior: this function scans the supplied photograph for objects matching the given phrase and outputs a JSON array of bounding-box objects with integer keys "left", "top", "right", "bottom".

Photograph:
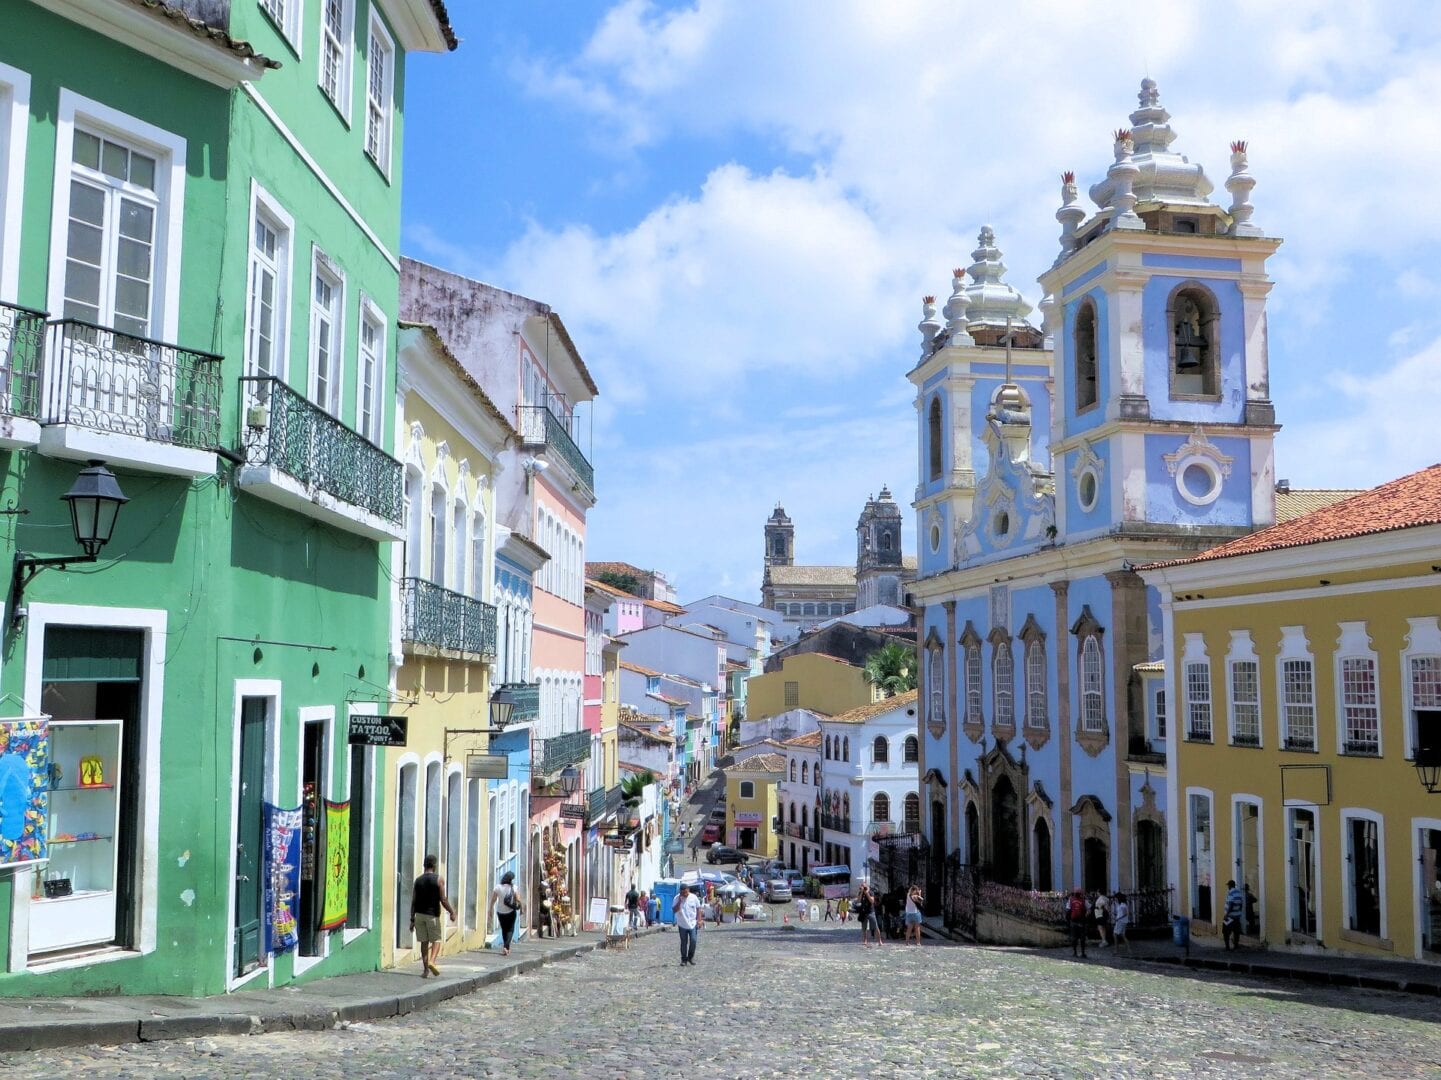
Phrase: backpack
[{"left": 1067, "top": 895, "right": 1086, "bottom": 921}]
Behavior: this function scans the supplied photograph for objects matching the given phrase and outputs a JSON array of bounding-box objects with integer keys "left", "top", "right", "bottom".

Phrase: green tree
[
  {"left": 597, "top": 570, "right": 644, "bottom": 596},
  {"left": 863, "top": 642, "right": 917, "bottom": 697}
]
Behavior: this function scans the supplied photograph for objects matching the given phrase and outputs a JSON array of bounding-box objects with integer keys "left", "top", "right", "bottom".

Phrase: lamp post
[
  {"left": 489, "top": 685, "right": 517, "bottom": 731},
  {"left": 558, "top": 765, "right": 580, "bottom": 796},
  {"left": 1416, "top": 746, "right": 1441, "bottom": 795},
  {"left": 11, "top": 460, "right": 128, "bottom": 624}
]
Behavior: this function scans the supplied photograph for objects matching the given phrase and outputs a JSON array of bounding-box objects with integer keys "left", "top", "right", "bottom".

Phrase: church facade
[
  {"left": 761, "top": 491, "right": 917, "bottom": 635},
  {"left": 911, "top": 80, "right": 1280, "bottom": 898}
]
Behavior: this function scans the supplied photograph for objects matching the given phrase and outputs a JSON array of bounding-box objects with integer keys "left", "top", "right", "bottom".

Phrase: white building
[
  {"left": 816, "top": 691, "right": 922, "bottom": 889},
  {"left": 779, "top": 730, "right": 823, "bottom": 874}
]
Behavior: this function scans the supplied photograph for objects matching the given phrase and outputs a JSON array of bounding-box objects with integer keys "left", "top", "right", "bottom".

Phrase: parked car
[
  {"left": 782, "top": 869, "right": 806, "bottom": 894},
  {"left": 707, "top": 844, "right": 748, "bottom": 864},
  {"left": 763, "top": 878, "right": 793, "bottom": 903},
  {"left": 699, "top": 822, "right": 721, "bottom": 844}
]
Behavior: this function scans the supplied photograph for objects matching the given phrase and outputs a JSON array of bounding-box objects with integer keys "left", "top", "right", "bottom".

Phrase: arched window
[
  {"left": 872, "top": 792, "right": 890, "bottom": 823},
  {"left": 903, "top": 735, "right": 918, "bottom": 763},
  {"left": 405, "top": 468, "right": 424, "bottom": 579},
  {"left": 903, "top": 792, "right": 921, "bottom": 832},
  {"left": 814, "top": 764, "right": 820, "bottom": 787},
  {"left": 1169, "top": 284, "right": 1220, "bottom": 397},
  {"left": 802, "top": 761, "right": 809, "bottom": 783},
  {"left": 824, "top": 735, "right": 831, "bottom": 760},
  {"left": 927, "top": 396, "right": 943, "bottom": 481},
  {"left": 1074, "top": 298, "right": 1098, "bottom": 411},
  {"left": 1025, "top": 637, "right": 1048, "bottom": 730},
  {"left": 429, "top": 485, "right": 447, "bottom": 585},
  {"left": 842, "top": 793, "right": 851, "bottom": 828},
  {"left": 872, "top": 735, "right": 888, "bottom": 765},
  {"left": 1081, "top": 635, "right": 1105, "bottom": 732},
  {"left": 789, "top": 801, "right": 796, "bottom": 823},
  {"left": 842, "top": 737, "right": 850, "bottom": 762},
  {"left": 880, "top": 532, "right": 893, "bottom": 551},
  {"left": 993, "top": 638, "right": 1014, "bottom": 730},
  {"left": 803, "top": 602, "right": 816, "bottom": 616},
  {"left": 789, "top": 759, "right": 797, "bottom": 782},
  {"left": 801, "top": 803, "right": 809, "bottom": 828},
  {"left": 772, "top": 535, "right": 786, "bottom": 557}
]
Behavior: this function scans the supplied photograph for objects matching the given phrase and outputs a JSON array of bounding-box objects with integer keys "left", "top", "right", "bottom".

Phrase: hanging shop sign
[
  {"left": 465, "top": 752, "right": 509, "bottom": 780},
  {"left": 347, "top": 715, "right": 408, "bottom": 747},
  {"left": 603, "top": 834, "right": 631, "bottom": 849},
  {"left": 733, "top": 811, "right": 763, "bottom": 827},
  {"left": 320, "top": 800, "right": 350, "bottom": 931},
  {"left": 560, "top": 804, "right": 587, "bottom": 821},
  {"left": 263, "top": 802, "right": 302, "bottom": 953}
]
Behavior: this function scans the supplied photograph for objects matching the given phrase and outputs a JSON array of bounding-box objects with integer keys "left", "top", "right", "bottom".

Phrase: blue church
[{"left": 909, "top": 79, "right": 1280, "bottom": 899}]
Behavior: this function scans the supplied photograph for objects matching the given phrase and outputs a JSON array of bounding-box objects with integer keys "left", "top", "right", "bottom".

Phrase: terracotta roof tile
[
  {"left": 731, "top": 752, "right": 787, "bottom": 774},
  {"left": 783, "top": 730, "right": 823, "bottom": 748},
  {"left": 643, "top": 598, "right": 687, "bottom": 615},
  {"left": 1146, "top": 464, "right": 1441, "bottom": 570},
  {"left": 619, "top": 721, "right": 674, "bottom": 745},
  {"left": 823, "top": 689, "right": 919, "bottom": 725},
  {"left": 619, "top": 661, "right": 662, "bottom": 677}
]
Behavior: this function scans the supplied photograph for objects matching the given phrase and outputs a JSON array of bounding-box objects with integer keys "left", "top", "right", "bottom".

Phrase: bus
[{"left": 810, "top": 864, "right": 852, "bottom": 899}]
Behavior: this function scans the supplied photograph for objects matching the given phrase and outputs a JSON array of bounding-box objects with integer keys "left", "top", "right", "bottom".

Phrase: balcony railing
[
  {"left": 536, "top": 729, "right": 591, "bottom": 776},
  {"left": 783, "top": 821, "right": 804, "bottom": 839},
  {"left": 1343, "top": 738, "right": 1380, "bottom": 757},
  {"left": 46, "top": 318, "right": 221, "bottom": 448},
  {"left": 587, "top": 785, "right": 609, "bottom": 823},
  {"left": 1284, "top": 735, "right": 1316, "bottom": 752},
  {"left": 240, "top": 375, "right": 402, "bottom": 524},
  {"left": 820, "top": 812, "right": 851, "bottom": 833},
  {"left": 865, "top": 819, "right": 897, "bottom": 836},
  {"left": 401, "top": 577, "right": 497, "bottom": 658},
  {"left": 0, "top": 300, "right": 44, "bottom": 420},
  {"left": 500, "top": 682, "right": 540, "bottom": 725},
  {"left": 1231, "top": 732, "right": 1261, "bottom": 748},
  {"left": 518, "top": 404, "right": 593, "bottom": 498}
]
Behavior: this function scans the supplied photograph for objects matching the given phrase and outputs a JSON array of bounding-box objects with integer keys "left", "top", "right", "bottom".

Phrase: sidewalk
[{"left": 0, "top": 927, "right": 660, "bottom": 1053}]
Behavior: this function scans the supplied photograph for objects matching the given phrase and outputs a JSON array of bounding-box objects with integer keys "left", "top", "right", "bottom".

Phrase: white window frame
[
  {"left": 245, "top": 183, "right": 294, "bottom": 380},
  {"left": 470, "top": 506, "right": 487, "bottom": 601},
  {"left": 293, "top": 705, "right": 336, "bottom": 975},
  {"left": 343, "top": 704, "right": 377, "bottom": 944},
  {"left": 1079, "top": 635, "right": 1105, "bottom": 733},
  {"left": 451, "top": 493, "right": 467, "bottom": 593},
  {"left": 46, "top": 91, "right": 186, "bottom": 345},
  {"left": 1152, "top": 685, "right": 1167, "bottom": 744},
  {"left": 1411, "top": 815, "right": 1441, "bottom": 959},
  {"left": 364, "top": 10, "right": 396, "bottom": 176},
  {"left": 355, "top": 294, "right": 385, "bottom": 443},
  {"left": 1402, "top": 617, "right": 1441, "bottom": 760},
  {"left": 1277, "top": 625, "right": 1316, "bottom": 751},
  {"left": 1024, "top": 638, "right": 1047, "bottom": 730},
  {"left": 226, "top": 679, "right": 282, "bottom": 991},
  {"left": 1334, "top": 621, "right": 1381, "bottom": 756},
  {"left": 926, "top": 647, "right": 943, "bottom": 729},
  {"left": 992, "top": 639, "right": 1014, "bottom": 729},
  {"left": 0, "top": 62, "right": 31, "bottom": 303},
  {"left": 318, "top": 0, "right": 356, "bottom": 121},
  {"left": 1340, "top": 807, "right": 1387, "bottom": 941},
  {"left": 1186, "top": 787, "right": 1215, "bottom": 923},
  {"left": 964, "top": 642, "right": 983, "bottom": 725},
  {"left": 1181, "top": 632, "right": 1212, "bottom": 741},
  {"left": 308, "top": 246, "right": 345, "bottom": 416},
  {"left": 1225, "top": 630, "right": 1261, "bottom": 748},
  {"left": 1229, "top": 794, "right": 1265, "bottom": 937},
  {"left": 259, "top": 0, "right": 302, "bottom": 53},
  {"left": 1284, "top": 804, "right": 1322, "bottom": 939}
]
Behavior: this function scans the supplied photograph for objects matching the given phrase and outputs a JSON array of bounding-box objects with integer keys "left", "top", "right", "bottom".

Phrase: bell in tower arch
[{"left": 1174, "top": 297, "right": 1205, "bottom": 371}]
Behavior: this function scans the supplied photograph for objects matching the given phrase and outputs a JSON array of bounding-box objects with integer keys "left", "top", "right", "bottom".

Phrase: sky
[{"left": 400, "top": 1, "right": 1441, "bottom": 604}]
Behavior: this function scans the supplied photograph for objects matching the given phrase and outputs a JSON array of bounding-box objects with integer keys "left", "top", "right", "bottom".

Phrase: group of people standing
[{"left": 1066, "top": 887, "right": 1132, "bottom": 958}]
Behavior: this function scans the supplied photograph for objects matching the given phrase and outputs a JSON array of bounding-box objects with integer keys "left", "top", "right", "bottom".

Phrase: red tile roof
[
  {"left": 825, "top": 689, "right": 918, "bottom": 725},
  {"left": 784, "top": 730, "right": 823, "bottom": 748},
  {"left": 1147, "top": 464, "right": 1441, "bottom": 569}
]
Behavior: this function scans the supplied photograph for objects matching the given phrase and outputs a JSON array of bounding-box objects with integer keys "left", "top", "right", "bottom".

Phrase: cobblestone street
[{"left": 8, "top": 921, "right": 1441, "bottom": 1079}]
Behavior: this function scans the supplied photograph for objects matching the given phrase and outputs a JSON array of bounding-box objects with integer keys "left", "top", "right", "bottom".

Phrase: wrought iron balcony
[
  {"left": 239, "top": 376, "right": 403, "bottom": 539},
  {"left": 587, "top": 785, "right": 609, "bottom": 823},
  {"left": 401, "top": 577, "right": 497, "bottom": 658},
  {"left": 865, "top": 819, "right": 896, "bottom": 836},
  {"left": 1231, "top": 732, "right": 1261, "bottom": 748},
  {"left": 1284, "top": 734, "right": 1316, "bottom": 752},
  {"left": 0, "top": 300, "right": 44, "bottom": 424},
  {"left": 820, "top": 812, "right": 851, "bottom": 833},
  {"left": 1343, "top": 738, "right": 1380, "bottom": 757},
  {"left": 1185, "top": 725, "right": 1213, "bottom": 743},
  {"left": 536, "top": 728, "right": 591, "bottom": 776},
  {"left": 499, "top": 682, "right": 539, "bottom": 725},
  {"left": 783, "top": 821, "right": 804, "bottom": 839},
  {"left": 518, "top": 404, "right": 593, "bottom": 499},
  {"left": 43, "top": 318, "right": 222, "bottom": 470}
]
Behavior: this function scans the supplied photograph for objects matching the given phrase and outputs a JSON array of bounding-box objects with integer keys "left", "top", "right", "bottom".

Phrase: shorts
[
  {"left": 413, "top": 912, "right": 442, "bottom": 943},
  {"left": 905, "top": 912, "right": 922, "bottom": 926}
]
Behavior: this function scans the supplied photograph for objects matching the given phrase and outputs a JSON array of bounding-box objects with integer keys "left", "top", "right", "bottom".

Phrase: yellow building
[
  {"left": 726, "top": 753, "right": 785, "bottom": 857},
  {"left": 380, "top": 325, "right": 514, "bottom": 969},
  {"left": 1143, "top": 465, "right": 1441, "bottom": 963},
  {"left": 747, "top": 652, "right": 879, "bottom": 722}
]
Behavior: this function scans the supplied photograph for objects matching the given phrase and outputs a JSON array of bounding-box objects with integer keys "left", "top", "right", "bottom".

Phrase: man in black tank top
[{"left": 410, "top": 854, "right": 456, "bottom": 977}]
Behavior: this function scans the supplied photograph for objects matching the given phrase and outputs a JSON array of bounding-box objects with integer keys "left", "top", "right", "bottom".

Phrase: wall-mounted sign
[
  {"left": 560, "top": 804, "right": 587, "bottom": 820},
  {"left": 465, "top": 753, "right": 509, "bottom": 780},
  {"left": 347, "top": 715, "right": 407, "bottom": 747},
  {"left": 603, "top": 834, "right": 631, "bottom": 849},
  {"left": 734, "top": 811, "right": 763, "bottom": 827}
]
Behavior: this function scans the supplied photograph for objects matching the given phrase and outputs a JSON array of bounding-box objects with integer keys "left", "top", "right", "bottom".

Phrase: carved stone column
[{"left": 1050, "top": 579, "right": 1073, "bottom": 886}]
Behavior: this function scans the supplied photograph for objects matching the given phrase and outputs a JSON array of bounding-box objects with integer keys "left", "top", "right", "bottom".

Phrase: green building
[{"left": 0, "top": 0, "right": 454, "bottom": 995}]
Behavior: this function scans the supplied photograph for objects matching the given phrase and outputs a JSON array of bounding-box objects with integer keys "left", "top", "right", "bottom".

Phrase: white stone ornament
[
  {"left": 918, "top": 296, "right": 942, "bottom": 358},
  {"left": 1089, "top": 79, "right": 1214, "bottom": 212},
  {"left": 943, "top": 268, "right": 974, "bottom": 346},
  {"left": 1226, "top": 140, "right": 1262, "bottom": 237},
  {"left": 1055, "top": 171, "right": 1085, "bottom": 259},
  {"left": 1107, "top": 129, "right": 1144, "bottom": 230}
]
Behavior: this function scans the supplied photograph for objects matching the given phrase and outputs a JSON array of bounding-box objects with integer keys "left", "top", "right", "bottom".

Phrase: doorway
[
  {"left": 1421, "top": 827, "right": 1441, "bottom": 955},
  {"left": 1235, "top": 803, "right": 1261, "bottom": 935},
  {"left": 1082, "top": 837, "right": 1108, "bottom": 894},
  {"left": 990, "top": 777, "right": 1020, "bottom": 884},
  {"left": 1189, "top": 793, "right": 1213, "bottom": 921},
  {"left": 1032, "top": 818, "right": 1052, "bottom": 893},
  {"left": 1135, "top": 819, "right": 1165, "bottom": 893},
  {"left": 234, "top": 697, "right": 268, "bottom": 977},
  {"left": 1288, "top": 808, "right": 1318, "bottom": 937},
  {"left": 298, "top": 719, "right": 327, "bottom": 957},
  {"left": 395, "top": 761, "right": 418, "bottom": 949}
]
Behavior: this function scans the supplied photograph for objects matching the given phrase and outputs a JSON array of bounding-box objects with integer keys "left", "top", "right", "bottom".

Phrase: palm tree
[{"left": 864, "top": 642, "right": 917, "bottom": 697}]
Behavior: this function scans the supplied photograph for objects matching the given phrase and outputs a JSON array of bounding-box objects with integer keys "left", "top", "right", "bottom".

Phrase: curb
[
  {"left": 4, "top": 928, "right": 661, "bottom": 1054},
  {"left": 1133, "top": 951, "right": 1441, "bottom": 997}
]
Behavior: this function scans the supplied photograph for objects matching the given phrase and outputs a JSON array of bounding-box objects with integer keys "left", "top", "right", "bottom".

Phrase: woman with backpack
[
  {"left": 1066, "top": 887, "right": 1088, "bottom": 958},
  {"left": 488, "top": 870, "right": 524, "bottom": 956}
]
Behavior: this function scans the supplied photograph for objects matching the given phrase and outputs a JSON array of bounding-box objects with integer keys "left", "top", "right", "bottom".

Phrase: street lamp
[
  {"left": 1416, "top": 745, "right": 1441, "bottom": 795},
  {"left": 11, "top": 460, "right": 128, "bottom": 624},
  {"left": 489, "top": 685, "right": 517, "bottom": 731},
  {"left": 558, "top": 765, "right": 580, "bottom": 796}
]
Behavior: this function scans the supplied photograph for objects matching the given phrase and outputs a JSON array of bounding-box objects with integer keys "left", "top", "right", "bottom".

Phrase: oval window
[{"left": 1078, "top": 469, "right": 1098, "bottom": 512}]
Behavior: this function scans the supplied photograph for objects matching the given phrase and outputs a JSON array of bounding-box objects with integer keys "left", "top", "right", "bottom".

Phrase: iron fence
[
  {"left": 1128, "top": 885, "right": 1175, "bottom": 932},
  {"left": 46, "top": 318, "right": 221, "bottom": 448},
  {"left": 870, "top": 833, "right": 929, "bottom": 897},
  {"left": 0, "top": 300, "right": 44, "bottom": 420},
  {"left": 240, "top": 376, "right": 402, "bottom": 524},
  {"left": 518, "top": 404, "right": 593, "bottom": 497},
  {"left": 536, "top": 729, "right": 591, "bottom": 776},
  {"left": 819, "top": 812, "right": 851, "bottom": 833},
  {"left": 942, "top": 854, "right": 979, "bottom": 939},
  {"left": 401, "top": 577, "right": 498, "bottom": 657},
  {"left": 978, "top": 880, "right": 1067, "bottom": 928},
  {"left": 499, "top": 681, "right": 540, "bottom": 724}
]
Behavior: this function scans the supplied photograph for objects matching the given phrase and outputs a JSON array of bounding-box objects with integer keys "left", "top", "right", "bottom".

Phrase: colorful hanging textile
[
  {"left": 0, "top": 719, "right": 49, "bottom": 870},
  {"left": 264, "top": 802, "right": 302, "bottom": 953},
  {"left": 319, "top": 799, "right": 350, "bottom": 931}
]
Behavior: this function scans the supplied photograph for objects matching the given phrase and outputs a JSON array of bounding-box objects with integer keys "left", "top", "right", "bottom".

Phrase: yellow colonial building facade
[
  {"left": 380, "top": 324, "right": 514, "bottom": 970},
  {"left": 1143, "top": 466, "right": 1441, "bottom": 964},
  {"left": 726, "top": 753, "right": 785, "bottom": 857},
  {"left": 747, "top": 653, "right": 880, "bottom": 722}
]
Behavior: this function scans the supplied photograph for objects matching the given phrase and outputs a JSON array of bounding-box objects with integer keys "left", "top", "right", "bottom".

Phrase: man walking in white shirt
[{"left": 673, "top": 884, "right": 703, "bottom": 966}]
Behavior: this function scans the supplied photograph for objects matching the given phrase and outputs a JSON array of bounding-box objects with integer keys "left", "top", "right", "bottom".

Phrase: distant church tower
[
  {"left": 764, "top": 503, "right": 794, "bottom": 567},
  {"left": 856, "top": 487, "right": 904, "bottom": 608}
]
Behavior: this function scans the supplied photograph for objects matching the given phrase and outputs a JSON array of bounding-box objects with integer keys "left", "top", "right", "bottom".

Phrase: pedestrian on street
[
  {"left": 1111, "top": 892, "right": 1131, "bottom": 955},
  {"left": 1092, "top": 890, "right": 1111, "bottom": 948},
  {"left": 410, "top": 854, "right": 456, "bottom": 978},
  {"left": 904, "top": 884, "right": 924, "bottom": 945},
  {"left": 855, "top": 884, "right": 881, "bottom": 947},
  {"left": 838, "top": 895, "right": 851, "bottom": 923},
  {"left": 537, "top": 882, "right": 556, "bottom": 938},
  {"left": 1222, "top": 879, "right": 1245, "bottom": 951},
  {"left": 823, "top": 898, "right": 836, "bottom": 922},
  {"left": 638, "top": 890, "right": 650, "bottom": 928},
  {"left": 625, "top": 882, "right": 642, "bottom": 931},
  {"left": 674, "top": 884, "right": 702, "bottom": 966},
  {"left": 487, "top": 870, "right": 523, "bottom": 956},
  {"left": 1066, "top": 887, "right": 1088, "bottom": 958}
]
